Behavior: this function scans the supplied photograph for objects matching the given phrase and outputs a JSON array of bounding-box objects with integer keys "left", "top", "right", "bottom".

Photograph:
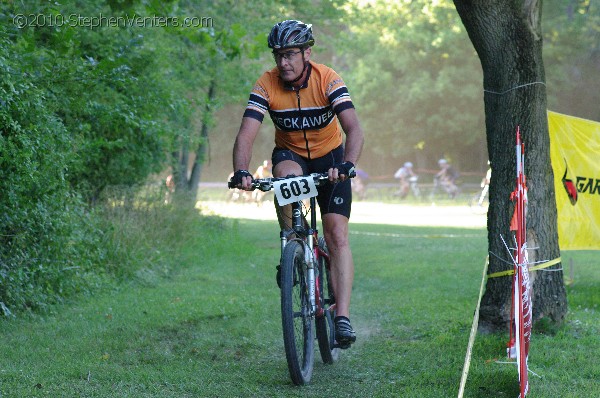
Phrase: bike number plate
[{"left": 273, "top": 176, "right": 318, "bottom": 206}]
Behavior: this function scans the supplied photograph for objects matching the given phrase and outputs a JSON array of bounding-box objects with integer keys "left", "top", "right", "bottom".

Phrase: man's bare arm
[
  {"left": 338, "top": 108, "right": 364, "bottom": 165},
  {"left": 232, "top": 117, "right": 262, "bottom": 189},
  {"left": 326, "top": 108, "right": 364, "bottom": 181}
]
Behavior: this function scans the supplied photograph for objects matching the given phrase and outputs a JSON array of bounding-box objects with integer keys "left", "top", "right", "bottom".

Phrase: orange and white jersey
[{"left": 243, "top": 61, "right": 355, "bottom": 159}]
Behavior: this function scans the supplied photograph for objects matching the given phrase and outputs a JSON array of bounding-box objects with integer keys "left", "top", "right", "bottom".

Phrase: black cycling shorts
[{"left": 271, "top": 145, "right": 352, "bottom": 219}]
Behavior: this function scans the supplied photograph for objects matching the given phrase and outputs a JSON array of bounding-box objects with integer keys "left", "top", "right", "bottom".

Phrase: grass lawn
[{"left": 0, "top": 211, "right": 598, "bottom": 397}]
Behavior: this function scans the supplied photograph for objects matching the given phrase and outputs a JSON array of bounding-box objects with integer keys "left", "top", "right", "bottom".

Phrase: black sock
[{"left": 335, "top": 316, "right": 350, "bottom": 323}]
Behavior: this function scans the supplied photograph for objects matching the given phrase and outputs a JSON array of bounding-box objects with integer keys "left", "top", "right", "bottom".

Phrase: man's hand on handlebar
[
  {"left": 329, "top": 161, "right": 356, "bottom": 182},
  {"left": 230, "top": 169, "right": 254, "bottom": 190}
]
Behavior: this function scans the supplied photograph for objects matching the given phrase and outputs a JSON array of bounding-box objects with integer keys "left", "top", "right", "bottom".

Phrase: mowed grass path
[{"left": 1, "top": 215, "right": 598, "bottom": 397}]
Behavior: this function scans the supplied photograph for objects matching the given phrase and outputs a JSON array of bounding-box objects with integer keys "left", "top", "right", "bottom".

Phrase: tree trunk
[
  {"left": 178, "top": 137, "right": 190, "bottom": 189},
  {"left": 453, "top": 0, "right": 567, "bottom": 332},
  {"left": 188, "top": 79, "right": 216, "bottom": 199}
]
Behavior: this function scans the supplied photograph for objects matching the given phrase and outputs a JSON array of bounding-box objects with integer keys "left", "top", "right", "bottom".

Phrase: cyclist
[
  {"left": 434, "top": 158, "right": 459, "bottom": 199},
  {"left": 351, "top": 167, "right": 369, "bottom": 200},
  {"left": 477, "top": 161, "right": 491, "bottom": 206},
  {"left": 230, "top": 19, "right": 364, "bottom": 348},
  {"left": 252, "top": 160, "right": 273, "bottom": 205},
  {"left": 253, "top": 159, "right": 273, "bottom": 180},
  {"left": 394, "top": 162, "right": 419, "bottom": 199}
]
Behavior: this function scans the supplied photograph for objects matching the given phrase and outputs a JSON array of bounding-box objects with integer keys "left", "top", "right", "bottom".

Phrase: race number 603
[{"left": 273, "top": 176, "right": 318, "bottom": 206}]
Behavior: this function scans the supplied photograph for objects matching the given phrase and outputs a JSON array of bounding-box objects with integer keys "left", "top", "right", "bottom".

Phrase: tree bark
[
  {"left": 177, "top": 137, "right": 190, "bottom": 190},
  {"left": 188, "top": 79, "right": 216, "bottom": 199},
  {"left": 453, "top": 0, "right": 567, "bottom": 332}
]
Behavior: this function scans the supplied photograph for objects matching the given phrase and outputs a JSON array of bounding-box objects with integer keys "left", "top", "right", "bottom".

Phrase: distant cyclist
[
  {"left": 477, "top": 161, "right": 491, "bottom": 206},
  {"left": 230, "top": 20, "right": 364, "bottom": 347},
  {"left": 352, "top": 167, "right": 369, "bottom": 200},
  {"left": 434, "top": 159, "right": 459, "bottom": 199},
  {"left": 252, "top": 160, "right": 273, "bottom": 204},
  {"left": 394, "top": 162, "right": 419, "bottom": 198}
]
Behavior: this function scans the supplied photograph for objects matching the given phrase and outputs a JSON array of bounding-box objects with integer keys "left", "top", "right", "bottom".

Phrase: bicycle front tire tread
[{"left": 280, "top": 241, "right": 314, "bottom": 385}]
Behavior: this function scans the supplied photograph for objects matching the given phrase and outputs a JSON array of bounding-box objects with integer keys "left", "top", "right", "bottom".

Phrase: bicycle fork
[
  {"left": 305, "top": 232, "right": 316, "bottom": 316},
  {"left": 280, "top": 201, "right": 318, "bottom": 318}
]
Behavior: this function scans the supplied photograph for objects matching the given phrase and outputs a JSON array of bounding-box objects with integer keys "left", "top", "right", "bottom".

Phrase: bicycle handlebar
[{"left": 228, "top": 171, "right": 355, "bottom": 191}]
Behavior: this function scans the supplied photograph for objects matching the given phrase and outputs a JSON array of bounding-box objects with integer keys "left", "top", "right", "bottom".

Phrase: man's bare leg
[
  {"left": 322, "top": 213, "right": 353, "bottom": 318},
  {"left": 322, "top": 212, "right": 356, "bottom": 346},
  {"left": 272, "top": 160, "right": 303, "bottom": 230}
]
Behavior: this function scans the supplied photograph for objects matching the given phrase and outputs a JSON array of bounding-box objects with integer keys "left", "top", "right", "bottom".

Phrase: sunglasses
[{"left": 272, "top": 50, "right": 303, "bottom": 62}]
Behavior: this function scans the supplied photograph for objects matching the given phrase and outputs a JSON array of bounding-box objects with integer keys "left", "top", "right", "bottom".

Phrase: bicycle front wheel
[{"left": 280, "top": 241, "right": 314, "bottom": 385}]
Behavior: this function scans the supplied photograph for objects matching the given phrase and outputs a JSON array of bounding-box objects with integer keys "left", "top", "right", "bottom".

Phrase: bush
[
  {"left": 0, "top": 35, "right": 104, "bottom": 315},
  {"left": 0, "top": 1, "right": 175, "bottom": 316}
]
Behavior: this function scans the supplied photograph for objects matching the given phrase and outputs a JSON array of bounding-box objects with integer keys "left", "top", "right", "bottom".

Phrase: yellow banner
[{"left": 548, "top": 111, "right": 600, "bottom": 250}]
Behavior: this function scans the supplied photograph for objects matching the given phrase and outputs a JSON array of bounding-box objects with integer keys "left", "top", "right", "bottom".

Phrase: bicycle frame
[
  {"left": 279, "top": 196, "right": 330, "bottom": 319},
  {"left": 228, "top": 172, "right": 335, "bottom": 321}
]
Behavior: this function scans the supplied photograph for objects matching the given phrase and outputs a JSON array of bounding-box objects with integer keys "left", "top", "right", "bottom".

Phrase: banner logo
[{"left": 561, "top": 159, "right": 578, "bottom": 206}]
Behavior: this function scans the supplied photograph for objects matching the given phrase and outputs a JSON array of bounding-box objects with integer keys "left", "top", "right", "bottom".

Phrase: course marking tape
[
  {"left": 487, "top": 257, "right": 561, "bottom": 279},
  {"left": 457, "top": 256, "right": 489, "bottom": 398}
]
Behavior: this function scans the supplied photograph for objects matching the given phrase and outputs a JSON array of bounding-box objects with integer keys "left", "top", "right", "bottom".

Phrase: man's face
[{"left": 273, "top": 47, "right": 310, "bottom": 82}]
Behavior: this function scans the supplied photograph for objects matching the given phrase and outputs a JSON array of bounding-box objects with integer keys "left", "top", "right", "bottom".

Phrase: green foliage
[
  {"left": 1, "top": 0, "right": 172, "bottom": 201},
  {"left": 0, "top": 0, "right": 196, "bottom": 315},
  {"left": 162, "top": 0, "right": 283, "bottom": 190},
  {"left": 338, "top": 0, "right": 485, "bottom": 173},
  {"left": 543, "top": 0, "right": 600, "bottom": 121},
  {"left": 0, "top": 33, "right": 104, "bottom": 315}
]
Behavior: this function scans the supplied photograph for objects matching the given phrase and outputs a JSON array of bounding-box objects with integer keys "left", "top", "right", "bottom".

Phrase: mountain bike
[
  {"left": 429, "top": 175, "right": 460, "bottom": 202},
  {"left": 228, "top": 172, "right": 345, "bottom": 385},
  {"left": 408, "top": 175, "right": 421, "bottom": 198}
]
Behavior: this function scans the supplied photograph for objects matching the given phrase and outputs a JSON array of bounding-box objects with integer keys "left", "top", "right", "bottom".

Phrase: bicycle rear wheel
[
  {"left": 315, "top": 237, "right": 339, "bottom": 364},
  {"left": 280, "top": 241, "right": 314, "bottom": 385}
]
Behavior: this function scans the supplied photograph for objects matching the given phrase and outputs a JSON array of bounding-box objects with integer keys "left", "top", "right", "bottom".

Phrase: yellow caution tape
[
  {"left": 457, "top": 256, "right": 489, "bottom": 398},
  {"left": 487, "top": 257, "right": 562, "bottom": 279}
]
